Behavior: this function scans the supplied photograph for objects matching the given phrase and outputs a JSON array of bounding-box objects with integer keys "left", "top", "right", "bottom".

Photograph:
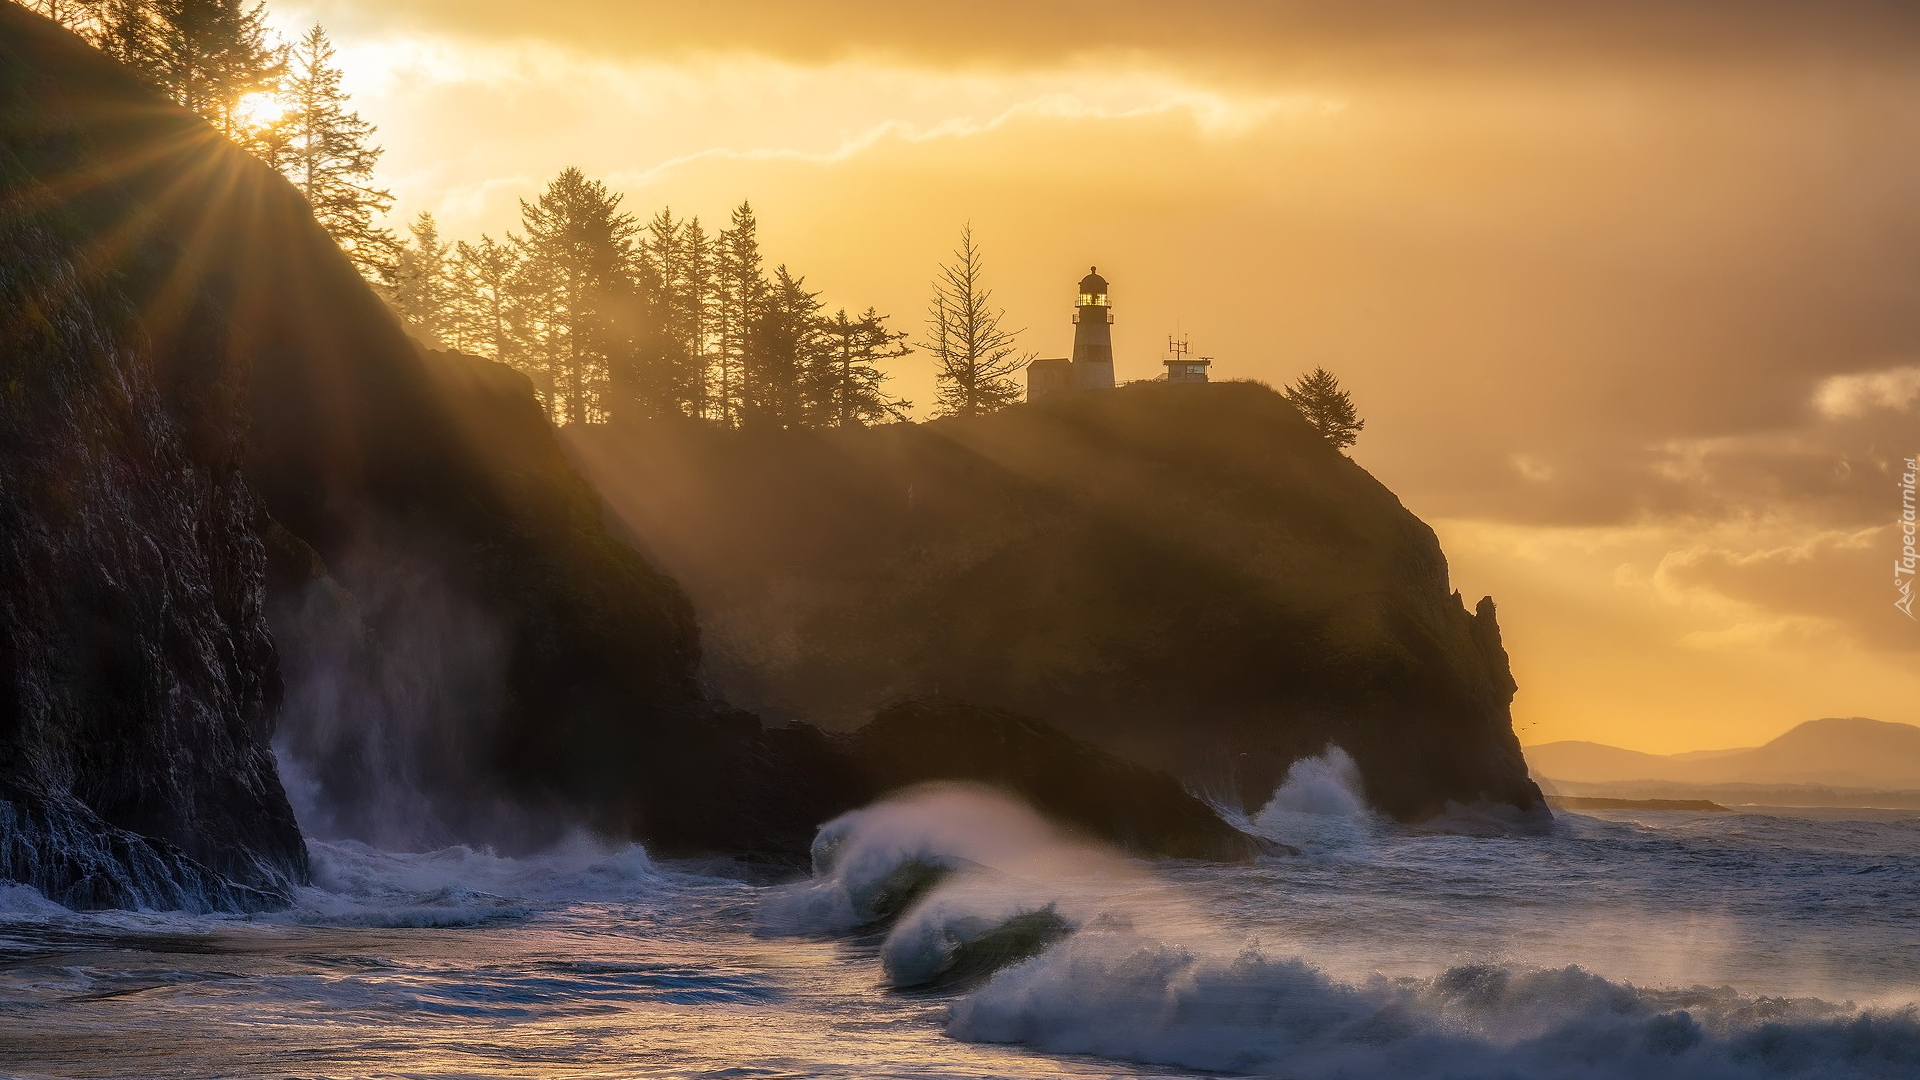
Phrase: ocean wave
[
  {"left": 1243, "top": 746, "right": 1379, "bottom": 853},
  {"left": 758, "top": 783, "right": 1127, "bottom": 938},
  {"left": 289, "top": 834, "right": 663, "bottom": 927},
  {"left": 950, "top": 932, "right": 1920, "bottom": 1079}
]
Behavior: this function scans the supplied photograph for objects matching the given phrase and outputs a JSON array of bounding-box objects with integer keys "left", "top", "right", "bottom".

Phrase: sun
[{"left": 234, "top": 90, "right": 289, "bottom": 130}]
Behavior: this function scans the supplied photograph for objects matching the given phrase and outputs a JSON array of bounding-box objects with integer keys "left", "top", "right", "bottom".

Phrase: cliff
[
  {"left": 0, "top": 8, "right": 304, "bottom": 907},
  {"left": 0, "top": 7, "right": 715, "bottom": 895},
  {"left": 569, "top": 383, "right": 1543, "bottom": 821},
  {"left": 0, "top": 5, "right": 1253, "bottom": 897}
]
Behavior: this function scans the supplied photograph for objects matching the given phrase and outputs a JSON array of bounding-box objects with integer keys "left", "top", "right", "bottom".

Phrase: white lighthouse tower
[{"left": 1069, "top": 267, "right": 1115, "bottom": 390}]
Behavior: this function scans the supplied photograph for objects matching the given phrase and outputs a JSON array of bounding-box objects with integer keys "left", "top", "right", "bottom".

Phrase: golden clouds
[{"left": 290, "top": 0, "right": 1920, "bottom": 73}]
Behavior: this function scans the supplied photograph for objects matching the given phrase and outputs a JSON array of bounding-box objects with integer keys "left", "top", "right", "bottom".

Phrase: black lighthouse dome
[{"left": 1078, "top": 266, "right": 1108, "bottom": 296}]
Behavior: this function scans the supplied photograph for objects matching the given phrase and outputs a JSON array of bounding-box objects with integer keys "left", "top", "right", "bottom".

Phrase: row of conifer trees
[
  {"left": 25, "top": 0, "right": 1034, "bottom": 427},
  {"left": 386, "top": 190, "right": 919, "bottom": 428}
]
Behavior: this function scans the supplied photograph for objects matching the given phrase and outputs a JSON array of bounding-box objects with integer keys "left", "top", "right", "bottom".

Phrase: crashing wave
[
  {"left": 1242, "top": 746, "right": 1378, "bottom": 852},
  {"left": 761, "top": 785, "right": 1192, "bottom": 991},
  {"left": 950, "top": 930, "right": 1920, "bottom": 1079},
  {"left": 290, "top": 834, "right": 664, "bottom": 927},
  {"left": 759, "top": 784, "right": 1094, "bottom": 936}
]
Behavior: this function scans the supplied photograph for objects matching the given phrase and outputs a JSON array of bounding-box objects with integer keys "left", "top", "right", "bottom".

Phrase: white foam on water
[
  {"left": 758, "top": 782, "right": 1131, "bottom": 937},
  {"left": 950, "top": 929, "right": 1920, "bottom": 1080},
  {"left": 287, "top": 833, "right": 664, "bottom": 927},
  {"left": 0, "top": 882, "right": 65, "bottom": 919}
]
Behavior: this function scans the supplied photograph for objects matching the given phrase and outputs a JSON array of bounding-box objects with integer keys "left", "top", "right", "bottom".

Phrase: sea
[{"left": 4, "top": 751, "right": 1920, "bottom": 1080}]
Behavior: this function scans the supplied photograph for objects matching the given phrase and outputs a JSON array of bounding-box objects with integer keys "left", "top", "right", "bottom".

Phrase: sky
[{"left": 268, "top": 0, "right": 1920, "bottom": 753}]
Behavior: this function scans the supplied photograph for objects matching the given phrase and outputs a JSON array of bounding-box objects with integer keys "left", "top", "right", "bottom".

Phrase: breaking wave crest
[
  {"left": 764, "top": 783, "right": 1920, "bottom": 1079},
  {"left": 1244, "top": 746, "right": 1377, "bottom": 851},
  {"left": 952, "top": 934, "right": 1920, "bottom": 1079},
  {"left": 758, "top": 784, "right": 1168, "bottom": 988}
]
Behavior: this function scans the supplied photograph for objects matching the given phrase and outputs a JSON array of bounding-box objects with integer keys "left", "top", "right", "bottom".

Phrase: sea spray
[
  {"left": 291, "top": 833, "right": 664, "bottom": 927},
  {"left": 759, "top": 783, "right": 1127, "bottom": 937},
  {"left": 1246, "top": 746, "right": 1378, "bottom": 852},
  {"left": 760, "top": 784, "right": 1192, "bottom": 988}
]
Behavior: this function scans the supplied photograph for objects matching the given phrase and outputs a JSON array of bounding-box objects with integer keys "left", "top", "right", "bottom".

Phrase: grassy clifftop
[{"left": 571, "top": 382, "right": 1542, "bottom": 821}]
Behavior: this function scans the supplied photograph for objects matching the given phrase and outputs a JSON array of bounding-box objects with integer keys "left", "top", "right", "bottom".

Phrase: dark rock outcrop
[
  {"left": 568, "top": 384, "right": 1544, "bottom": 821},
  {"left": 0, "top": 6, "right": 1261, "bottom": 892},
  {"left": 850, "top": 700, "right": 1263, "bottom": 860},
  {"left": 0, "top": 10, "right": 304, "bottom": 906},
  {"left": 0, "top": 6, "right": 714, "bottom": 891}
]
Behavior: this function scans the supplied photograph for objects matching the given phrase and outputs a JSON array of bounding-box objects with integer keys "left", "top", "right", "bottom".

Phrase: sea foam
[{"left": 951, "top": 932, "right": 1920, "bottom": 1079}]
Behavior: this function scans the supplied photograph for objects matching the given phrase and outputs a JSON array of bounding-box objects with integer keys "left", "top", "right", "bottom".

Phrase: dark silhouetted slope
[
  {"left": 0, "top": 6, "right": 711, "bottom": 886},
  {"left": 0, "top": 6, "right": 304, "bottom": 907},
  {"left": 569, "top": 382, "right": 1542, "bottom": 821}
]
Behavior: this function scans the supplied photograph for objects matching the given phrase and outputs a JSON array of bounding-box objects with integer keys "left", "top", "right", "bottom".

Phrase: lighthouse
[
  {"left": 1025, "top": 266, "right": 1120, "bottom": 401},
  {"left": 1070, "top": 267, "right": 1116, "bottom": 390}
]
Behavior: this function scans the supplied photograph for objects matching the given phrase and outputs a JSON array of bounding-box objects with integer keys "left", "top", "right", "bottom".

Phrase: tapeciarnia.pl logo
[{"left": 1899, "top": 456, "right": 1917, "bottom": 620}]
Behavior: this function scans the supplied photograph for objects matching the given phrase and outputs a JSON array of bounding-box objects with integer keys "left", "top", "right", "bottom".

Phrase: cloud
[
  {"left": 1657, "top": 527, "right": 1918, "bottom": 653},
  {"left": 1815, "top": 365, "right": 1920, "bottom": 418},
  {"left": 290, "top": 0, "right": 1920, "bottom": 73}
]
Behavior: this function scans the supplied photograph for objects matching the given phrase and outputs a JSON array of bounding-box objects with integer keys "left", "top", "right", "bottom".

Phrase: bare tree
[{"left": 920, "top": 224, "right": 1027, "bottom": 418}]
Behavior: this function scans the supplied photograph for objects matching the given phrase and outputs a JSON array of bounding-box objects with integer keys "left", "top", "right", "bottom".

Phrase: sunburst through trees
[{"left": 22, "top": 0, "right": 952, "bottom": 430}]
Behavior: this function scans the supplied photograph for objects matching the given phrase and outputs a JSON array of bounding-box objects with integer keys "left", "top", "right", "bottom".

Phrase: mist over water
[{"left": 6, "top": 768, "right": 1920, "bottom": 1078}]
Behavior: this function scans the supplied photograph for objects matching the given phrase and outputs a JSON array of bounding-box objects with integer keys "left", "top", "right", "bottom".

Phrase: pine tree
[
  {"left": 921, "top": 224, "right": 1026, "bottom": 418},
  {"left": 712, "top": 201, "right": 766, "bottom": 428},
  {"left": 447, "top": 234, "right": 520, "bottom": 362},
  {"left": 1282, "top": 367, "right": 1365, "bottom": 450},
  {"left": 90, "top": 1, "right": 165, "bottom": 82},
  {"left": 680, "top": 216, "right": 715, "bottom": 418},
  {"left": 266, "top": 24, "right": 395, "bottom": 281},
  {"left": 390, "top": 212, "right": 452, "bottom": 346},
  {"left": 517, "top": 168, "right": 638, "bottom": 426},
  {"left": 628, "top": 208, "right": 711, "bottom": 418},
  {"left": 741, "top": 266, "right": 824, "bottom": 430},
  {"left": 142, "top": 0, "right": 283, "bottom": 137},
  {"left": 34, "top": 1, "right": 280, "bottom": 147},
  {"left": 817, "top": 307, "right": 911, "bottom": 427},
  {"left": 25, "top": 0, "right": 104, "bottom": 32}
]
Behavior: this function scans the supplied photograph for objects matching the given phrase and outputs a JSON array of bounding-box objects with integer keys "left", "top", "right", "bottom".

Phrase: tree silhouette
[
  {"left": 634, "top": 208, "right": 712, "bottom": 419},
  {"left": 712, "top": 201, "right": 766, "bottom": 428},
  {"left": 41, "top": 0, "right": 280, "bottom": 137},
  {"left": 921, "top": 224, "right": 1026, "bottom": 418},
  {"left": 390, "top": 211, "right": 452, "bottom": 346},
  {"left": 740, "top": 266, "right": 824, "bottom": 430},
  {"left": 265, "top": 24, "right": 395, "bottom": 281},
  {"left": 24, "top": 1, "right": 103, "bottom": 31},
  {"left": 1282, "top": 367, "right": 1365, "bottom": 449},
  {"left": 447, "top": 234, "right": 520, "bottom": 362},
  {"left": 818, "top": 308, "right": 911, "bottom": 427},
  {"left": 517, "top": 167, "right": 638, "bottom": 426},
  {"left": 145, "top": 0, "right": 281, "bottom": 136}
]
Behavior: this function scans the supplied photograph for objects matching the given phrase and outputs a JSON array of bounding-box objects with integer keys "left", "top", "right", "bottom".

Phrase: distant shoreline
[
  {"left": 1548, "top": 796, "right": 1729, "bottom": 813},
  {"left": 1538, "top": 779, "right": 1920, "bottom": 812}
]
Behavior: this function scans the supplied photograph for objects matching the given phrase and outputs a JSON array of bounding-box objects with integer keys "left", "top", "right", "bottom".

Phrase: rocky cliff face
[
  {"left": 569, "top": 384, "right": 1543, "bottom": 822},
  {"left": 0, "top": 7, "right": 714, "bottom": 895},
  {"left": 0, "top": 7, "right": 1253, "bottom": 894},
  {"left": 0, "top": 11, "right": 304, "bottom": 907}
]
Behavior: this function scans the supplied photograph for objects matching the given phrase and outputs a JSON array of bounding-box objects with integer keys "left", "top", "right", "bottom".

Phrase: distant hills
[{"left": 1527, "top": 718, "right": 1920, "bottom": 793}]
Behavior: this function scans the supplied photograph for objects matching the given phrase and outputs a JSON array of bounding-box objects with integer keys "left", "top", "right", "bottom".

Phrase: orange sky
[{"left": 271, "top": 0, "right": 1920, "bottom": 752}]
